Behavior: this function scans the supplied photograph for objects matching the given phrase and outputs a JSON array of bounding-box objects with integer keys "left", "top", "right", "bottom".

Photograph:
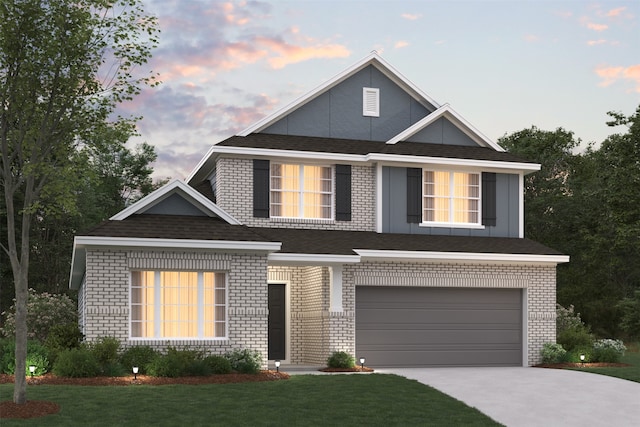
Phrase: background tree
[
  {"left": 499, "top": 105, "right": 640, "bottom": 338},
  {"left": 0, "top": 0, "right": 158, "bottom": 404}
]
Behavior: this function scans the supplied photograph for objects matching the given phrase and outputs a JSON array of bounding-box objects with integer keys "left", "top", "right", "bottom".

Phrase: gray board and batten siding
[
  {"left": 381, "top": 166, "right": 521, "bottom": 238},
  {"left": 356, "top": 287, "right": 523, "bottom": 367},
  {"left": 263, "top": 65, "right": 436, "bottom": 142}
]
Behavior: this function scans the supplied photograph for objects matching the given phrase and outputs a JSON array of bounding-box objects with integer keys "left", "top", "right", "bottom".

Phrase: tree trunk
[{"left": 13, "top": 269, "right": 28, "bottom": 404}]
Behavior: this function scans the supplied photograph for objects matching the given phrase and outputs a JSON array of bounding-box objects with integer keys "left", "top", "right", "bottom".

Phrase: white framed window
[
  {"left": 130, "top": 271, "right": 226, "bottom": 339},
  {"left": 270, "top": 163, "right": 333, "bottom": 219},
  {"left": 423, "top": 170, "right": 480, "bottom": 225},
  {"left": 363, "top": 87, "right": 380, "bottom": 117}
]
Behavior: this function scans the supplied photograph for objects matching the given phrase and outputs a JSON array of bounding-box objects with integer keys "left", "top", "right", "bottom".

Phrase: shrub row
[{"left": 540, "top": 339, "right": 627, "bottom": 364}]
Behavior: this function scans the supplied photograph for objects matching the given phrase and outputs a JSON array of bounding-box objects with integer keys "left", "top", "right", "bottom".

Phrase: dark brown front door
[{"left": 268, "top": 284, "right": 286, "bottom": 360}]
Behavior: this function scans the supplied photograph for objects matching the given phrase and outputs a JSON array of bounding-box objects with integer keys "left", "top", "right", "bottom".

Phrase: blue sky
[{"left": 118, "top": 1, "right": 640, "bottom": 180}]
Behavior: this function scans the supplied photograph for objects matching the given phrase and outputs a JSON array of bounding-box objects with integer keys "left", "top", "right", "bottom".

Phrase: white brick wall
[
  {"left": 81, "top": 249, "right": 270, "bottom": 368},
  {"left": 216, "top": 157, "right": 376, "bottom": 231}
]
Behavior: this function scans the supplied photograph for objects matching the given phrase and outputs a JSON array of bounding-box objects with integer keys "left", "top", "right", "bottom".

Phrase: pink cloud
[
  {"left": 524, "top": 34, "right": 539, "bottom": 42},
  {"left": 587, "top": 22, "right": 608, "bottom": 31},
  {"left": 595, "top": 64, "right": 640, "bottom": 92},
  {"left": 255, "top": 36, "right": 350, "bottom": 69},
  {"left": 394, "top": 40, "right": 409, "bottom": 49},
  {"left": 605, "top": 7, "right": 626, "bottom": 18},
  {"left": 587, "top": 39, "right": 607, "bottom": 46},
  {"left": 401, "top": 13, "right": 422, "bottom": 21}
]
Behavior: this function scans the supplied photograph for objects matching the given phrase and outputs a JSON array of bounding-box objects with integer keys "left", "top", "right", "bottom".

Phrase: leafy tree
[{"left": 0, "top": 0, "right": 158, "bottom": 404}]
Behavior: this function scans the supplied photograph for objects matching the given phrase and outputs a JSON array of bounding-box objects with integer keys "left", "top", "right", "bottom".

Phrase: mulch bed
[
  {"left": 534, "top": 362, "right": 631, "bottom": 369},
  {"left": 319, "top": 366, "right": 375, "bottom": 373},
  {"left": 0, "top": 371, "right": 289, "bottom": 420}
]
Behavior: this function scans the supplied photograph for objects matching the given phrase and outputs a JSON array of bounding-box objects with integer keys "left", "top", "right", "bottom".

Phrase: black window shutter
[
  {"left": 253, "top": 159, "right": 270, "bottom": 218},
  {"left": 406, "top": 168, "right": 422, "bottom": 223},
  {"left": 482, "top": 172, "right": 497, "bottom": 226},
  {"left": 335, "top": 164, "right": 352, "bottom": 221}
]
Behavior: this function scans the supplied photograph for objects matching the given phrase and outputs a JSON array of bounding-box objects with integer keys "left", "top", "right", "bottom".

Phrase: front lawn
[
  {"left": 0, "top": 374, "right": 501, "bottom": 426},
  {"left": 570, "top": 347, "right": 640, "bottom": 383}
]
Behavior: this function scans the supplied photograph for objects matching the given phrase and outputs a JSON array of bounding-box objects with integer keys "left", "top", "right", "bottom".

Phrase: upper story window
[
  {"left": 423, "top": 170, "right": 480, "bottom": 225},
  {"left": 131, "top": 271, "right": 226, "bottom": 339},
  {"left": 270, "top": 163, "right": 333, "bottom": 219}
]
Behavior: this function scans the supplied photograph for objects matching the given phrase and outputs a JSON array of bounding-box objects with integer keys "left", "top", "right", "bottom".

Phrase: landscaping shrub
[
  {"left": 204, "top": 354, "right": 232, "bottom": 374},
  {"left": 119, "top": 345, "right": 159, "bottom": 375},
  {"left": 53, "top": 348, "right": 101, "bottom": 378},
  {"left": 326, "top": 351, "right": 355, "bottom": 369},
  {"left": 556, "top": 304, "right": 586, "bottom": 335},
  {"left": 591, "top": 339, "right": 626, "bottom": 363},
  {"left": 557, "top": 326, "right": 594, "bottom": 352},
  {"left": 44, "top": 323, "right": 84, "bottom": 364},
  {"left": 0, "top": 339, "right": 50, "bottom": 376},
  {"left": 540, "top": 342, "right": 567, "bottom": 364},
  {"left": 225, "top": 348, "right": 262, "bottom": 374},
  {"left": 147, "top": 347, "right": 204, "bottom": 377},
  {"left": 1, "top": 289, "right": 77, "bottom": 342},
  {"left": 90, "top": 336, "right": 120, "bottom": 365}
]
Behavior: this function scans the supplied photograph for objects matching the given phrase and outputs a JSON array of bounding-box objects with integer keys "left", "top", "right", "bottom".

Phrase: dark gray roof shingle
[{"left": 216, "top": 133, "right": 535, "bottom": 164}]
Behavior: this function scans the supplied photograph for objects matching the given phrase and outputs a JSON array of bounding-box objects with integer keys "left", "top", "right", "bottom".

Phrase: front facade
[{"left": 70, "top": 54, "right": 568, "bottom": 367}]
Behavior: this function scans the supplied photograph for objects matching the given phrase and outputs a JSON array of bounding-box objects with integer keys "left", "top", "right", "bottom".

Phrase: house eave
[
  {"left": 268, "top": 253, "right": 361, "bottom": 266},
  {"left": 204, "top": 145, "right": 540, "bottom": 173},
  {"left": 353, "top": 249, "right": 570, "bottom": 265}
]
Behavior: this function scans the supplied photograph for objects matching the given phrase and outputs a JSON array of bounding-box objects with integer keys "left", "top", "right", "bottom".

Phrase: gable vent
[{"left": 363, "top": 87, "right": 380, "bottom": 117}]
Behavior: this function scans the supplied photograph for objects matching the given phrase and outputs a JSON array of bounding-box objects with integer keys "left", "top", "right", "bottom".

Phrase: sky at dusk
[{"left": 116, "top": 0, "right": 640, "bottom": 180}]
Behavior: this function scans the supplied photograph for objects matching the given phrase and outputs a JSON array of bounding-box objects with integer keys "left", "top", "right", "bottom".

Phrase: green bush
[
  {"left": 119, "top": 345, "right": 159, "bottom": 375},
  {"left": 0, "top": 339, "right": 50, "bottom": 376},
  {"left": 557, "top": 326, "right": 594, "bottom": 352},
  {"left": 225, "top": 348, "right": 262, "bottom": 374},
  {"left": 53, "top": 348, "right": 101, "bottom": 378},
  {"left": 90, "top": 336, "right": 120, "bottom": 366},
  {"left": 566, "top": 349, "right": 592, "bottom": 363},
  {"left": 617, "top": 291, "right": 640, "bottom": 340},
  {"left": 204, "top": 354, "right": 232, "bottom": 374},
  {"left": 1, "top": 289, "right": 77, "bottom": 342},
  {"left": 147, "top": 347, "right": 204, "bottom": 377},
  {"left": 44, "top": 323, "right": 84, "bottom": 364},
  {"left": 591, "top": 339, "right": 626, "bottom": 363},
  {"left": 327, "top": 351, "right": 355, "bottom": 369},
  {"left": 540, "top": 343, "right": 567, "bottom": 364}
]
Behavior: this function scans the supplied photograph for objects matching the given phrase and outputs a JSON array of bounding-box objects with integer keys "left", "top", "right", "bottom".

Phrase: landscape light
[
  {"left": 29, "top": 365, "right": 36, "bottom": 378},
  {"left": 579, "top": 354, "right": 585, "bottom": 366},
  {"left": 359, "top": 357, "right": 365, "bottom": 372},
  {"left": 274, "top": 360, "right": 280, "bottom": 373},
  {"left": 133, "top": 366, "right": 139, "bottom": 380}
]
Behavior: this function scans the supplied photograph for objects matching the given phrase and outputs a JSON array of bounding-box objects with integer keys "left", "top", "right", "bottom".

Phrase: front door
[{"left": 268, "top": 284, "right": 286, "bottom": 360}]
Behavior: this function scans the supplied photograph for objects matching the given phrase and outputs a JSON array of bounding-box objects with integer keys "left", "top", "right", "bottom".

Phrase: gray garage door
[{"left": 356, "top": 287, "right": 522, "bottom": 367}]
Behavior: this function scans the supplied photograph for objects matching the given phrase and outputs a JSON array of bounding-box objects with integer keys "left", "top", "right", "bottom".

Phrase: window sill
[
  {"left": 419, "top": 222, "right": 485, "bottom": 230},
  {"left": 128, "top": 338, "right": 230, "bottom": 344},
  {"left": 270, "top": 217, "right": 335, "bottom": 224}
]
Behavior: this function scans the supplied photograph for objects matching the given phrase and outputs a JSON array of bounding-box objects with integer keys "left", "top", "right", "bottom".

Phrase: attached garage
[{"left": 356, "top": 287, "right": 523, "bottom": 367}]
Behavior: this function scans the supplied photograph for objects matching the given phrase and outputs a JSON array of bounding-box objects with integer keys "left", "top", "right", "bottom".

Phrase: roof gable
[
  {"left": 111, "top": 179, "right": 240, "bottom": 225},
  {"left": 238, "top": 52, "right": 440, "bottom": 137}
]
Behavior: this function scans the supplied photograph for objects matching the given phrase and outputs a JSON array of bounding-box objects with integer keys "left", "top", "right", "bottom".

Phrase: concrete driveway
[{"left": 379, "top": 367, "right": 640, "bottom": 427}]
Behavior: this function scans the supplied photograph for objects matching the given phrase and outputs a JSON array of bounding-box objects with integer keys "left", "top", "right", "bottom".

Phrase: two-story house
[{"left": 69, "top": 53, "right": 568, "bottom": 367}]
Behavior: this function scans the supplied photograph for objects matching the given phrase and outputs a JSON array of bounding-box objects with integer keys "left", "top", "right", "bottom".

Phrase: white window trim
[
  {"left": 421, "top": 169, "right": 482, "bottom": 227},
  {"left": 129, "top": 270, "right": 228, "bottom": 341},
  {"left": 270, "top": 163, "right": 334, "bottom": 220}
]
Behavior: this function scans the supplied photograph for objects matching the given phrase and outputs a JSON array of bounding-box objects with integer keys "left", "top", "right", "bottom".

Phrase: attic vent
[{"left": 363, "top": 87, "right": 380, "bottom": 117}]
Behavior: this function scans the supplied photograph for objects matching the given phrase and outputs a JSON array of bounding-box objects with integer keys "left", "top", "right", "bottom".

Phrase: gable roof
[
  {"left": 238, "top": 52, "right": 440, "bottom": 137},
  {"left": 386, "top": 103, "right": 505, "bottom": 152},
  {"left": 111, "top": 179, "right": 239, "bottom": 224}
]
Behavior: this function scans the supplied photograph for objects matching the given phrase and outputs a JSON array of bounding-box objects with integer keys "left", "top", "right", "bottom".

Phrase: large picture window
[
  {"left": 131, "top": 271, "right": 226, "bottom": 339},
  {"left": 270, "top": 163, "right": 333, "bottom": 219},
  {"left": 423, "top": 170, "right": 480, "bottom": 225}
]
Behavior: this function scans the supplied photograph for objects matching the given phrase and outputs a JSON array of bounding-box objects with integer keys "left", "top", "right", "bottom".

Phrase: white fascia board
[
  {"left": 69, "top": 240, "right": 86, "bottom": 290},
  {"left": 387, "top": 104, "right": 505, "bottom": 152},
  {"left": 74, "top": 236, "right": 282, "bottom": 252},
  {"left": 239, "top": 53, "right": 440, "bottom": 136},
  {"left": 110, "top": 179, "right": 241, "bottom": 225},
  {"left": 209, "top": 145, "right": 540, "bottom": 174},
  {"left": 368, "top": 154, "right": 541, "bottom": 173},
  {"left": 210, "top": 145, "right": 367, "bottom": 163},
  {"left": 186, "top": 145, "right": 218, "bottom": 184},
  {"left": 268, "top": 253, "right": 361, "bottom": 265},
  {"left": 354, "top": 249, "right": 570, "bottom": 265}
]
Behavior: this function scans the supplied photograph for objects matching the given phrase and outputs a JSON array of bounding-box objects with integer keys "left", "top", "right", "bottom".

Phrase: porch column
[{"left": 329, "top": 265, "right": 343, "bottom": 312}]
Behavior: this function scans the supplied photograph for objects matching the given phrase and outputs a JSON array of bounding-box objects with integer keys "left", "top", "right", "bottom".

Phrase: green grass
[
  {"left": 570, "top": 347, "right": 640, "bottom": 383},
  {"left": 0, "top": 374, "right": 501, "bottom": 426}
]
